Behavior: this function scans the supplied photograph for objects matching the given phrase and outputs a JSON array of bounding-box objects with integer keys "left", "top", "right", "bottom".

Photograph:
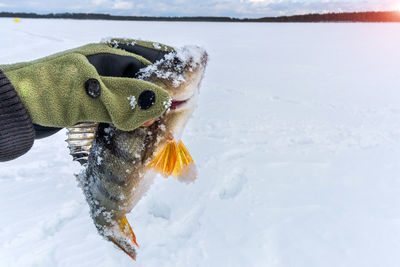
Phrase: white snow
[
  {"left": 1, "top": 19, "right": 400, "bottom": 267},
  {"left": 137, "top": 45, "right": 206, "bottom": 87},
  {"left": 127, "top": 95, "right": 137, "bottom": 110},
  {"left": 152, "top": 42, "right": 161, "bottom": 49},
  {"left": 162, "top": 97, "right": 172, "bottom": 113}
]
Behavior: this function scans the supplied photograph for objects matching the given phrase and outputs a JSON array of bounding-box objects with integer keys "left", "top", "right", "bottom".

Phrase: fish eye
[{"left": 138, "top": 90, "right": 156, "bottom": 110}]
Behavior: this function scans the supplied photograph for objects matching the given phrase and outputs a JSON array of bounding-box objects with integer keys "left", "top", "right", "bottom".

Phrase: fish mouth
[
  {"left": 140, "top": 97, "right": 192, "bottom": 127},
  {"left": 170, "top": 91, "right": 197, "bottom": 110},
  {"left": 170, "top": 82, "right": 200, "bottom": 111},
  {"left": 170, "top": 99, "right": 189, "bottom": 110}
]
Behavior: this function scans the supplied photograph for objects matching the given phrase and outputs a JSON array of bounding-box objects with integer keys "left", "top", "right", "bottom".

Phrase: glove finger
[
  {"left": 100, "top": 76, "right": 170, "bottom": 131},
  {"left": 106, "top": 38, "right": 175, "bottom": 63}
]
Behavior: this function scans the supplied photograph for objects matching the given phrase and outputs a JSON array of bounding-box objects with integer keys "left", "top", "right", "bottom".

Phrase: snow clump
[
  {"left": 127, "top": 96, "right": 137, "bottom": 110},
  {"left": 137, "top": 45, "right": 206, "bottom": 87}
]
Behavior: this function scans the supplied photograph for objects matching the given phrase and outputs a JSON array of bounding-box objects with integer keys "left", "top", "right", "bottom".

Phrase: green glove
[{"left": 0, "top": 38, "right": 174, "bottom": 131}]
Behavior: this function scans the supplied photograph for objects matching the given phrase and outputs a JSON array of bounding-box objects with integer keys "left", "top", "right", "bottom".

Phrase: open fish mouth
[
  {"left": 142, "top": 95, "right": 194, "bottom": 127},
  {"left": 170, "top": 86, "right": 199, "bottom": 111},
  {"left": 170, "top": 99, "right": 188, "bottom": 110},
  {"left": 170, "top": 97, "right": 192, "bottom": 110}
]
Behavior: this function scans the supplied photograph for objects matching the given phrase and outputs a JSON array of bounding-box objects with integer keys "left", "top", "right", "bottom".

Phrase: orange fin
[
  {"left": 173, "top": 141, "right": 194, "bottom": 177},
  {"left": 147, "top": 141, "right": 178, "bottom": 177},
  {"left": 109, "top": 237, "right": 137, "bottom": 261},
  {"left": 108, "top": 216, "right": 138, "bottom": 261},
  {"left": 147, "top": 140, "right": 194, "bottom": 178},
  {"left": 119, "top": 216, "right": 139, "bottom": 248}
]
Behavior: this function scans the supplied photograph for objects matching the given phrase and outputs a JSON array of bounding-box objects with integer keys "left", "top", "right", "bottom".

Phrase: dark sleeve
[{"left": 0, "top": 70, "right": 35, "bottom": 162}]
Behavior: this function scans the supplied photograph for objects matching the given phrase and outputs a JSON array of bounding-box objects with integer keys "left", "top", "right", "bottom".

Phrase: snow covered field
[{"left": 1, "top": 18, "right": 400, "bottom": 266}]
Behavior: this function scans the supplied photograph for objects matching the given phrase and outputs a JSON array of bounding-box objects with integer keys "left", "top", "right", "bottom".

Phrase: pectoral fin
[{"left": 147, "top": 140, "right": 196, "bottom": 181}]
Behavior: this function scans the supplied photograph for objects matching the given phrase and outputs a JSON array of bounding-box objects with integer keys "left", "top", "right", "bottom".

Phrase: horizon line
[{"left": 0, "top": 10, "right": 400, "bottom": 22}]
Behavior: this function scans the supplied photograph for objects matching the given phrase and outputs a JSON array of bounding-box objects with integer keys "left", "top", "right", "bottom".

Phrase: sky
[{"left": 0, "top": 0, "right": 400, "bottom": 18}]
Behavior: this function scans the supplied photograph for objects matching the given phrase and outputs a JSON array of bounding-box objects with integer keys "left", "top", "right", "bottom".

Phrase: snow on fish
[{"left": 66, "top": 44, "right": 208, "bottom": 260}]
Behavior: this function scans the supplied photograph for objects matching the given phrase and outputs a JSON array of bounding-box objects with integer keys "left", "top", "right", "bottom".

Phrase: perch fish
[{"left": 66, "top": 45, "right": 207, "bottom": 260}]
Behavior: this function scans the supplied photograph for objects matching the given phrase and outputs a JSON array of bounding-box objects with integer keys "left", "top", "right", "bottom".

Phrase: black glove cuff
[{"left": 0, "top": 70, "right": 35, "bottom": 162}]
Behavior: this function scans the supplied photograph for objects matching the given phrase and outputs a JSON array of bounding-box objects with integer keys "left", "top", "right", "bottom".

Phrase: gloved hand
[
  {"left": 0, "top": 38, "right": 174, "bottom": 131},
  {"left": 0, "top": 38, "right": 174, "bottom": 161}
]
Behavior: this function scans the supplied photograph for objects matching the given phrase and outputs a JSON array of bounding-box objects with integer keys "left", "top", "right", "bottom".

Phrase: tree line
[{"left": 0, "top": 11, "right": 400, "bottom": 22}]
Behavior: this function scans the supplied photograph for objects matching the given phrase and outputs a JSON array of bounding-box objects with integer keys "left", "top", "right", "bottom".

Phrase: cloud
[
  {"left": 0, "top": 2, "right": 7, "bottom": 7},
  {"left": 247, "top": 0, "right": 272, "bottom": 3},
  {"left": 112, "top": 1, "right": 133, "bottom": 10},
  {"left": 91, "top": 0, "right": 107, "bottom": 5}
]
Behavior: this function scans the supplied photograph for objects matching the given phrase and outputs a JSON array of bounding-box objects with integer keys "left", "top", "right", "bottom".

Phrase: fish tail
[
  {"left": 107, "top": 216, "right": 139, "bottom": 261},
  {"left": 119, "top": 216, "right": 139, "bottom": 248}
]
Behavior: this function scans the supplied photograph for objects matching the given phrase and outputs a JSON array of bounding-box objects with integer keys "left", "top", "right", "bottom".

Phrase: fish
[{"left": 65, "top": 45, "right": 208, "bottom": 260}]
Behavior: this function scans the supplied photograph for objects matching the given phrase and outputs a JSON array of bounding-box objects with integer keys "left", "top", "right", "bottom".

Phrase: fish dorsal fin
[{"left": 66, "top": 123, "right": 98, "bottom": 166}]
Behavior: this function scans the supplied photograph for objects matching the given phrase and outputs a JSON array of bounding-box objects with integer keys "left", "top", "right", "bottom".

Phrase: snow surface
[{"left": 1, "top": 19, "right": 400, "bottom": 267}]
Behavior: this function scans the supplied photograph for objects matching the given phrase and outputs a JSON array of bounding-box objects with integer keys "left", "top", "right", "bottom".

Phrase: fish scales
[
  {"left": 67, "top": 44, "right": 208, "bottom": 260},
  {"left": 86, "top": 121, "right": 165, "bottom": 213}
]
